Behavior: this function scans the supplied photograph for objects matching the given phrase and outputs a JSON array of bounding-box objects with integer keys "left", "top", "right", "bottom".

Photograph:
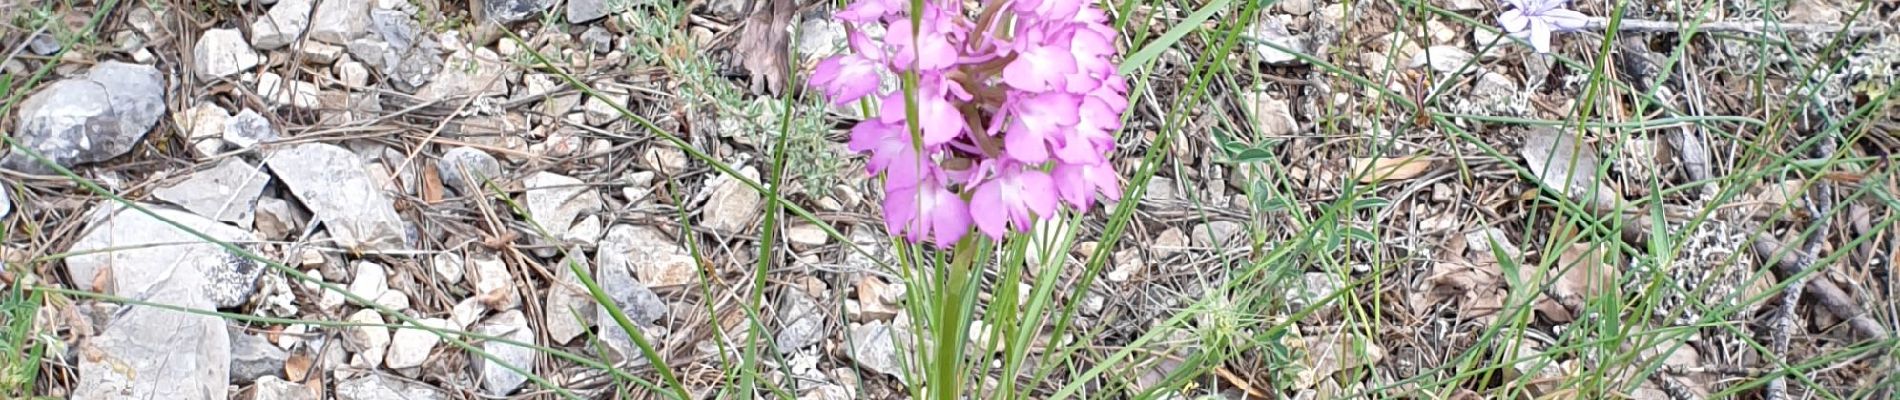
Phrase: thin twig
[
  {"left": 1763, "top": 108, "right": 1839, "bottom": 400},
  {"left": 1588, "top": 18, "right": 1893, "bottom": 36}
]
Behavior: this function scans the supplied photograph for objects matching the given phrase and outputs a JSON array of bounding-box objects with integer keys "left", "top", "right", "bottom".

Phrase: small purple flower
[
  {"left": 1498, "top": 0, "right": 1590, "bottom": 53},
  {"left": 1052, "top": 160, "right": 1121, "bottom": 212},
  {"left": 810, "top": 33, "right": 886, "bottom": 105},
  {"left": 1000, "top": 92, "right": 1083, "bottom": 163},
  {"left": 884, "top": 170, "right": 971, "bottom": 248},
  {"left": 970, "top": 163, "right": 1059, "bottom": 239}
]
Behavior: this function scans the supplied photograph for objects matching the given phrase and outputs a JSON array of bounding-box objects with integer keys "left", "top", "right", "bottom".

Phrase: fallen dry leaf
[
  {"left": 1296, "top": 329, "right": 1385, "bottom": 389},
  {"left": 1350, "top": 156, "right": 1434, "bottom": 183},
  {"left": 420, "top": 160, "right": 446, "bottom": 204},
  {"left": 1520, "top": 127, "right": 1621, "bottom": 213},
  {"left": 732, "top": 0, "right": 795, "bottom": 95},
  {"left": 1521, "top": 242, "right": 1618, "bottom": 323}
]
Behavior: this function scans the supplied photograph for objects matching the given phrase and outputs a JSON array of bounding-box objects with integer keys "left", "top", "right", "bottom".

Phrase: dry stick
[
  {"left": 1763, "top": 129, "right": 1835, "bottom": 400},
  {"left": 1584, "top": 18, "right": 1894, "bottom": 36}
]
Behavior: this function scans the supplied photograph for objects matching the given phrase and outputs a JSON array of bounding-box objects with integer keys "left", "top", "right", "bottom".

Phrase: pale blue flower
[{"left": 1499, "top": 0, "right": 1591, "bottom": 53}]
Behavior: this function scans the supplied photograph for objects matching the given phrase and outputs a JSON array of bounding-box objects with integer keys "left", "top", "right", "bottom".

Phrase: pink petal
[
  {"left": 970, "top": 181, "right": 1008, "bottom": 239},
  {"left": 1003, "top": 45, "right": 1077, "bottom": 91},
  {"left": 928, "top": 189, "right": 971, "bottom": 247}
]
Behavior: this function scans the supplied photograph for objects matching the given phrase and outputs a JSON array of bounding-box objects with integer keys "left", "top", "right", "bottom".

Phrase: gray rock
[
  {"left": 702, "top": 166, "right": 763, "bottom": 233},
  {"left": 581, "top": 26, "right": 614, "bottom": 54},
  {"left": 65, "top": 204, "right": 263, "bottom": 308},
  {"left": 253, "top": 197, "right": 305, "bottom": 240},
  {"left": 845, "top": 321, "right": 908, "bottom": 383},
  {"left": 706, "top": 0, "right": 745, "bottom": 20},
  {"left": 603, "top": 225, "right": 696, "bottom": 287},
  {"left": 795, "top": 17, "right": 845, "bottom": 61},
  {"left": 1438, "top": 0, "right": 1484, "bottom": 11},
  {"left": 300, "top": 41, "right": 346, "bottom": 64},
  {"left": 475, "top": 310, "right": 536, "bottom": 396},
  {"left": 1241, "top": 91, "right": 1299, "bottom": 137},
  {"left": 72, "top": 270, "right": 228, "bottom": 400},
  {"left": 310, "top": 0, "right": 371, "bottom": 44},
  {"left": 195, "top": 29, "right": 262, "bottom": 80},
  {"left": 775, "top": 289, "right": 824, "bottom": 353},
  {"left": 785, "top": 222, "right": 829, "bottom": 251},
  {"left": 229, "top": 328, "right": 289, "bottom": 384},
  {"left": 1247, "top": 18, "right": 1305, "bottom": 65},
  {"left": 224, "top": 109, "right": 280, "bottom": 149},
  {"left": 27, "top": 33, "right": 61, "bottom": 55},
  {"left": 1410, "top": 45, "right": 1477, "bottom": 74},
  {"left": 337, "top": 60, "right": 371, "bottom": 87},
  {"left": 483, "top": 0, "right": 552, "bottom": 23},
  {"left": 582, "top": 92, "right": 628, "bottom": 126},
  {"left": 566, "top": 0, "right": 633, "bottom": 24},
  {"left": 180, "top": 103, "right": 230, "bottom": 156},
  {"left": 265, "top": 143, "right": 407, "bottom": 251},
  {"left": 595, "top": 224, "right": 669, "bottom": 360},
  {"left": 345, "top": 10, "right": 442, "bottom": 92},
  {"left": 1278, "top": 0, "right": 1313, "bottom": 15},
  {"left": 468, "top": 251, "right": 520, "bottom": 309},
  {"left": 152, "top": 158, "right": 270, "bottom": 227},
  {"left": 545, "top": 252, "right": 596, "bottom": 344},
  {"left": 0, "top": 185, "right": 10, "bottom": 219},
  {"left": 384, "top": 318, "right": 449, "bottom": 369},
  {"left": 257, "top": 72, "right": 322, "bottom": 109},
  {"left": 1190, "top": 221, "right": 1245, "bottom": 248},
  {"left": 417, "top": 45, "right": 510, "bottom": 101},
  {"left": 431, "top": 252, "right": 465, "bottom": 284},
  {"left": 344, "top": 309, "right": 390, "bottom": 368},
  {"left": 336, "top": 374, "right": 442, "bottom": 400},
  {"left": 250, "top": 376, "right": 314, "bottom": 400},
  {"left": 1, "top": 62, "right": 166, "bottom": 173},
  {"left": 252, "top": 0, "right": 314, "bottom": 49},
  {"left": 522, "top": 172, "right": 604, "bottom": 244}
]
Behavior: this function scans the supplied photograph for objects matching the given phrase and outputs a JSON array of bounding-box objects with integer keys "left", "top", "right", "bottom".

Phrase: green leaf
[
  {"left": 1117, "top": 0, "right": 1239, "bottom": 75},
  {"left": 1231, "top": 148, "right": 1276, "bottom": 163}
]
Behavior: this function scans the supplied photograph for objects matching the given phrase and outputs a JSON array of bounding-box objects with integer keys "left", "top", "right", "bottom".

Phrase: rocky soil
[{"left": 0, "top": 0, "right": 1896, "bottom": 399}]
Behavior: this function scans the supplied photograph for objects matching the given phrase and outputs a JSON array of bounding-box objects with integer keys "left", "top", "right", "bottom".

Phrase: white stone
[
  {"left": 301, "top": 41, "right": 345, "bottom": 64},
  {"left": 475, "top": 310, "right": 536, "bottom": 396},
  {"left": 431, "top": 253, "right": 465, "bottom": 284},
  {"left": 64, "top": 204, "right": 262, "bottom": 308},
  {"left": 1410, "top": 45, "right": 1478, "bottom": 74},
  {"left": 177, "top": 103, "right": 230, "bottom": 149},
  {"left": 223, "top": 109, "right": 279, "bottom": 149},
  {"left": 522, "top": 172, "right": 604, "bottom": 243},
  {"left": 256, "top": 73, "right": 321, "bottom": 108},
  {"left": 337, "top": 61, "right": 370, "bottom": 88},
  {"left": 151, "top": 158, "right": 270, "bottom": 226},
  {"left": 265, "top": 143, "right": 407, "bottom": 251},
  {"left": 469, "top": 252, "right": 518, "bottom": 309},
  {"left": 544, "top": 253, "right": 595, "bottom": 344},
  {"left": 195, "top": 29, "right": 261, "bottom": 80},
  {"left": 702, "top": 166, "right": 763, "bottom": 233},
  {"left": 347, "top": 261, "right": 389, "bottom": 305},
  {"left": 73, "top": 279, "right": 229, "bottom": 400},
  {"left": 252, "top": 0, "right": 313, "bottom": 49},
  {"left": 583, "top": 93, "right": 628, "bottom": 126},
  {"left": 344, "top": 309, "right": 390, "bottom": 368},
  {"left": 384, "top": 318, "right": 449, "bottom": 369},
  {"left": 1248, "top": 18, "right": 1305, "bottom": 65},
  {"left": 310, "top": 0, "right": 370, "bottom": 44}
]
